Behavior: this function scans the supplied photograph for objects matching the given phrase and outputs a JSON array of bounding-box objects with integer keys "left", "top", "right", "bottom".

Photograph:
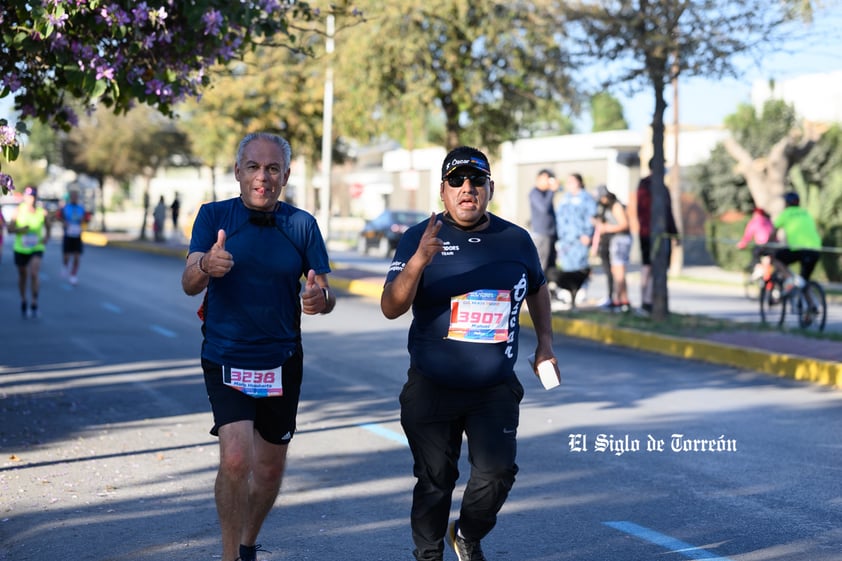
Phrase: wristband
[
  {"left": 197, "top": 255, "right": 210, "bottom": 275},
  {"left": 320, "top": 287, "right": 330, "bottom": 313}
]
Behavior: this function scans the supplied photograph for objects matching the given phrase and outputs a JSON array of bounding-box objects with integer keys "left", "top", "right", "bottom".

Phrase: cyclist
[
  {"left": 770, "top": 192, "right": 822, "bottom": 286},
  {"left": 736, "top": 205, "right": 774, "bottom": 280}
]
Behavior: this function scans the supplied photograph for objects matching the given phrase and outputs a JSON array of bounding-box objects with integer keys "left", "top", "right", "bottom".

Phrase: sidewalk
[{"left": 89, "top": 232, "right": 841, "bottom": 390}]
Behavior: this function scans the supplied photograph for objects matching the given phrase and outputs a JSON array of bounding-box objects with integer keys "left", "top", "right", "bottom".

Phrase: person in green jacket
[
  {"left": 772, "top": 191, "right": 822, "bottom": 283},
  {"left": 8, "top": 186, "right": 51, "bottom": 318}
]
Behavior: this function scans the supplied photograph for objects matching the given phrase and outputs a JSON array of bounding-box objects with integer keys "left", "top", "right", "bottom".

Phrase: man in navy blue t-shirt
[
  {"left": 382, "top": 146, "right": 559, "bottom": 561},
  {"left": 181, "top": 132, "right": 335, "bottom": 561}
]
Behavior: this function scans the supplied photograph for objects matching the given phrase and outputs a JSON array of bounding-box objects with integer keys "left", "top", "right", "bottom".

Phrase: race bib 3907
[{"left": 447, "top": 289, "right": 511, "bottom": 343}]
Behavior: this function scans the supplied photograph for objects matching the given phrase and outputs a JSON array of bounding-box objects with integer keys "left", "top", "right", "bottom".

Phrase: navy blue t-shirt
[
  {"left": 189, "top": 197, "right": 330, "bottom": 369},
  {"left": 386, "top": 213, "right": 545, "bottom": 389}
]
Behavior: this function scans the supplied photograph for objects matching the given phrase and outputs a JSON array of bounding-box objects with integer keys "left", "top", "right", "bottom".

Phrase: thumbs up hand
[
  {"left": 204, "top": 229, "right": 234, "bottom": 277},
  {"left": 302, "top": 269, "right": 329, "bottom": 315}
]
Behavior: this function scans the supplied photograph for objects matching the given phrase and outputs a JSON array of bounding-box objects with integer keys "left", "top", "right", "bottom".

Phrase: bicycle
[
  {"left": 742, "top": 263, "right": 764, "bottom": 301},
  {"left": 759, "top": 264, "right": 827, "bottom": 332}
]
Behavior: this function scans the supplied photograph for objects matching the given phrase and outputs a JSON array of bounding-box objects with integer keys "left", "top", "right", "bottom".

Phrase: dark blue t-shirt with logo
[
  {"left": 190, "top": 197, "right": 330, "bottom": 370},
  {"left": 386, "top": 213, "right": 544, "bottom": 389}
]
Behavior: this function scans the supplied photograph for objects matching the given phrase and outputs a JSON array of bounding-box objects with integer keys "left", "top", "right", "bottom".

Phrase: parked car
[{"left": 357, "top": 209, "right": 428, "bottom": 257}]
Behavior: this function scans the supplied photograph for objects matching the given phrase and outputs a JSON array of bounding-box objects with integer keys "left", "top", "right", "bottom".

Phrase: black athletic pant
[
  {"left": 400, "top": 367, "right": 523, "bottom": 560},
  {"left": 774, "top": 248, "right": 821, "bottom": 282}
]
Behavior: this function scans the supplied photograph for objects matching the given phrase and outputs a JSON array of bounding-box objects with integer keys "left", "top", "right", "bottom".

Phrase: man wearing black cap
[{"left": 381, "top": 146, "right": 559, "bottom": 561}]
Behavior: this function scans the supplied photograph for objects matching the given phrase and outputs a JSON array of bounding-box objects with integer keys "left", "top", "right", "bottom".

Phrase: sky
[{"left": 614, "top": 6, "right": 842, "bottom": 131}]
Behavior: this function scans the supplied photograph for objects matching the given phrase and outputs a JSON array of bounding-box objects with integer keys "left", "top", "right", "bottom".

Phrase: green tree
[
  {"left": 333, "top": 1, "right": 579, "bottom": 151},
  {"left": 62, "top": 105, "right": 189, "bottom": 232},
  {"left": 565, "top": 0, "right": 820, "bottom": 319},
  {"left": 695, "top": 99, "right": 828, "bottom": 216},
  {"left": 590, "top": 92, "right": 628, "bottom": 132},
  {"left": 179, "top": 18, "right": 362, "bottom": 210},
  {"left": 721, "top": 99, "right": 819, "bottom": 216},
  {"left": 691, "top": 143, "right": 751, "bottom": 217},
  {"left": 789, "top": 124, "right": 842, "bottom": 280}
]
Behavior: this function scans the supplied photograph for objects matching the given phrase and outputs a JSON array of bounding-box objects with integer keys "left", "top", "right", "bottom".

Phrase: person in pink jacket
[{"left": 737, "top": 206, "right": 774, "bottom": 278}]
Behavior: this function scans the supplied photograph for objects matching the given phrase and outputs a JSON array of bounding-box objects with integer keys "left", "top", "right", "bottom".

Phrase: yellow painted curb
[
  {"left": 520, "top": 314, "right": 841, "bottom": 389},
  {"left": 330, "top": 277, "right": 383, "bottom": 300},
  {"left": 81, "top": 231, "right": 109, "bottom": 247}
]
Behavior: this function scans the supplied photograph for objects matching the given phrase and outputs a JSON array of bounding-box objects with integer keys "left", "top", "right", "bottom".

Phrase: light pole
[{"left": 319, "top": 14, "right": 334, "bottom": 242}]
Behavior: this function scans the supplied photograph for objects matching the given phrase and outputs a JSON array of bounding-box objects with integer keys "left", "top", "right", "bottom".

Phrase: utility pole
[
  {"left": 670, "top": 53, "right": 684, "bottom": 274},
  {"left": 319, "top": 14, "right": 334, "bottom": 241}
]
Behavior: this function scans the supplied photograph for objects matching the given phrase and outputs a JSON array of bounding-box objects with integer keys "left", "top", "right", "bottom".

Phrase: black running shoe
[
  {"left": 236, "top": 544, "right": 268, "bottom": 561},
  {"left": 448, "top": 521, "right": 487, "bottom": 561}
]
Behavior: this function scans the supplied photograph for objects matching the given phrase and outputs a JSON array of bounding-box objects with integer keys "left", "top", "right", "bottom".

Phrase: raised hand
[
  {"left": 416, "top": 212, "right": 444, "bottom": 266},
  {"left": 301, "top": 269, "right": 327, "bottom": 315},
  {"left": 205, "top": 229, "right": 234, "bottom": 276}
]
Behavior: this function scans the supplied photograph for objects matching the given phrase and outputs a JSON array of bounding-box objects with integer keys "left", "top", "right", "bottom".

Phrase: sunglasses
[{"left": 445, "top": 174, "right": 489, "bottom": 188}]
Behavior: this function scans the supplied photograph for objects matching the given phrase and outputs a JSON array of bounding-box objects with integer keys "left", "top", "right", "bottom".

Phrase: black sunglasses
[{"left": 445, "top": 174, "right": 489, "bottom": 188}]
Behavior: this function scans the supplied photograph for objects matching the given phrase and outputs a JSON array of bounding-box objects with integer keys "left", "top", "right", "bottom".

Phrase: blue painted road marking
[
  {"left": 102, "top": 302, "right": 122, "bottom": 313},
  {"left": 150, "top": 325, "right": 177, "bottom": 338},
  {"left": 604, "top": 521, "right": 735, "bottom": 561},
  {"left": 359, "top": 423, "right": 409, "bottom": 446}
]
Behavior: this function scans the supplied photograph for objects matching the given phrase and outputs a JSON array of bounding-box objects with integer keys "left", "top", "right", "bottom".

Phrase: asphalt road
[{"left": 1, "top": 240, "right": 841, "bottom": 560}]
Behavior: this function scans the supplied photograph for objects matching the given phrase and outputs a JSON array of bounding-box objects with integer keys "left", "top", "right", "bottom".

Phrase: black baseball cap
[{"left": 441, "top": 146, "right": 491, "bottom": 179}]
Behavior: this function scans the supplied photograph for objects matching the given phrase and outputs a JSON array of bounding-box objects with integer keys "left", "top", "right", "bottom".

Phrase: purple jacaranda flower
[
  {"left": 202, "top": 9, "right": 223, "bottom": 36},
  {"left": 109, "top": 4, "right": 131, "bottom": 26},
  {"left": 3, "top": 73, "right": 22, "bottom": 93},
  {"left": 132, "top": 3, "right": 149, "bottom": 24},
  {"left": 145, "top": 79, "right": 173, "bottom": 99},
  {"left": 0, "top": 125, "right": 18, "bottom": 146},
  {"left": 47, "top": 12, "right": 69, "bottom": 27},
  {"left": 0, "top": 174, "right": 16, "bottom": 193},
  {"left": 95, "top": 63, "right": 115, "bottom": 81}
]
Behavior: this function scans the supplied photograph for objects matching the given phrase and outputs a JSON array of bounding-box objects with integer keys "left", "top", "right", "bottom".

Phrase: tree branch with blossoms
[{"left": 0, "top": 0, "right": 363, "bottom": 194}]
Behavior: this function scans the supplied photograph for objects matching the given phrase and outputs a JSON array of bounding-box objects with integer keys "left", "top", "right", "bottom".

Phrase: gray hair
[{"left": 236, "top": 133, "right": 292, "bottom": 172}]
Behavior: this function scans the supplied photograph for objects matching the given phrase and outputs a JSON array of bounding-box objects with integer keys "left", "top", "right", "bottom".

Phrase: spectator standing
[
  {"left": 381, "top": 146, "right": 558, "bottom": 561},
  {"left": 594, "top": 185, "right": 632, "bottom": 311},
  {"left": 171, "top": 193, "right": 181, "bottom": 232},
  {"left": 635, "top": 159, "right": 678, "bottom": 313},
  {"left": 181, "top": 132, "right": 336, "bottom": 561},
  {"left": 153, "top": 195, "right": 166, "bottom": 242},
  {"left": 528, "top": 168, "right": 558, "bottom": 277},
  {"left": 555, "top": 173, "right": 596, "bottom": 302}
]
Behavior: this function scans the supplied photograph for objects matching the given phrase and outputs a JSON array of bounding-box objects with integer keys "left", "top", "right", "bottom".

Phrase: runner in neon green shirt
[{"left": 8, "top": 186, "right": 51, "bottom": 318}]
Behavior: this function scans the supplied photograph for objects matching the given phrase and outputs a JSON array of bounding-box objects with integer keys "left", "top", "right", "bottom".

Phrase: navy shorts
[
  {"left": 63, "top": 236, "right": 84, "bottom": 254},
  {"left": 202, "top": 349, "right": 303, "bottom": 445},
  {"left": 14, "top": 251, "right": 43, "bottom": 268}
]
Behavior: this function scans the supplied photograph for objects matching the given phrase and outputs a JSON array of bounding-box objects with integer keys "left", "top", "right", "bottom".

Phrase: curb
[
  {"left": 83, "top": 233, "right": 188, "bottom": 257},
  {"left": 95, "top": 237, "right": 839, "bottom": 390},
  {"left": 526, "top": 315, "right": 842, "bottom": 389}
]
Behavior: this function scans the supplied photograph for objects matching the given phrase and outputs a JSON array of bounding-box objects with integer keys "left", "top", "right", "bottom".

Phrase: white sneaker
[{"left": 69, "top": 275, "right": 78, "bottom": 285}]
